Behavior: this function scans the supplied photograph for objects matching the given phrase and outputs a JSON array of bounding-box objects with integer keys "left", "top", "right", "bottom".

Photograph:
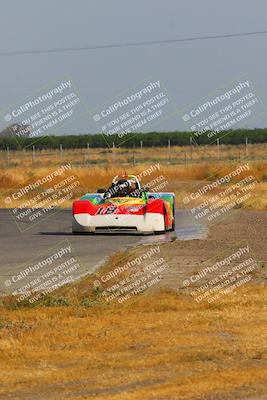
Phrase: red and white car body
[{"left": 72, "top": 175, "right": 175, "bottom": 234}]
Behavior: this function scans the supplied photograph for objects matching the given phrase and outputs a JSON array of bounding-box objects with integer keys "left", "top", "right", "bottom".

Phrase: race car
[{"left": 72, "top": 175, "right": 175, "bottom": 234}]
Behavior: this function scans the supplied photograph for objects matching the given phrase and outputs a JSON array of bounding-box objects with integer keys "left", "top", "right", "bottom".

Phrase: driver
[{"left": 104, "top": 179, "right": 140, "bottom": 199}]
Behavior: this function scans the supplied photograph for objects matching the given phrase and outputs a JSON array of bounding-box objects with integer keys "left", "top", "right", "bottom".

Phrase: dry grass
[
  {"left": 0, "top": 145, "right": 266, "bottom": 210},
  {"left": 1, "top": 243, "right": 267, "bottom": 399},
  {"left": 1, "top": 284, "right": 267, "bottom": 399}
]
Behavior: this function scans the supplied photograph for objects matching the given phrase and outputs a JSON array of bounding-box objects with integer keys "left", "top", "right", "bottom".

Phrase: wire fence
[{"left": 0, "top": 140, "right": 266, "bottom": 168}]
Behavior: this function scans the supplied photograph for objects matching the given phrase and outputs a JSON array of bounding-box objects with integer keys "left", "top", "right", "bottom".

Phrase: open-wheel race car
[{"left": 72, "top": 175, "right": 175, "bottom": 234}]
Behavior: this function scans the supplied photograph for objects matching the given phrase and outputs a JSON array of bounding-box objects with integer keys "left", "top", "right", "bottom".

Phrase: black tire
[{"left": 170, "top": 198, "right": 175, "bottom": 231}]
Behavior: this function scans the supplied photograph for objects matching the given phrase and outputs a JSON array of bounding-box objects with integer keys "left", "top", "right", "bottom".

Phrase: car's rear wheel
[{"left": 170, "top": 200, "right": 175, "bottom": 231}]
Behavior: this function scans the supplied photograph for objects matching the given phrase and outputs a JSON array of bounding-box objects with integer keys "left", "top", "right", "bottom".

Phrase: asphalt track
[{"left": 0, "top": 208, "right": 207, "bottom": 295}]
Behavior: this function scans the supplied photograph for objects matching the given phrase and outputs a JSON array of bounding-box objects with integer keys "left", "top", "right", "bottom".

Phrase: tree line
[{"left": 0, "top": 129, "right": 266, "bottom": 149}]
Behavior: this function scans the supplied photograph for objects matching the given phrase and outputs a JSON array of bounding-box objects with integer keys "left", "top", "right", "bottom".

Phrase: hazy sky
[{"left": 0, "top": 0, "right": 267, "bottom": 134}]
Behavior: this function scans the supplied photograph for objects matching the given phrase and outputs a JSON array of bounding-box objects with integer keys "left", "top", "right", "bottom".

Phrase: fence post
[
  {"left": 87, "top": 143, "right": 90, "bottom": 163},
  {"left": 133, "top": 145, "right": 136, "bottom": 166},
  {"left": 217, "top": 138, "right": 220, "bottom": 159},
  {"left": 7, "top": 146, "right": 10, "bottom": 167},
  {"left": 245, "top": 137, "right": 249, "bottom": 157},
  {"left": 112, "top": 142, "right": 115, "bottom": 162},
  {"left": 32, "top": 145, "right": 35, "bottom": 165},
  {"left": 168, "top": 139, "right": 171, "bottom": 163},
  {"left": 60, "top": 144, "right": 63, "bottom": 161},
  {"left": 140, "top": 140, "right": 143, "bottom": 150},
  {"left": 190, "top": 136, "right": 193, "bottom": 163}
]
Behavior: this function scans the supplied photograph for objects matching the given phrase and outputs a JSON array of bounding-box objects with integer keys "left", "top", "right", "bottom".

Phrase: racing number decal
[{"left": 96, "top": 205, "right": 118, "bottom": 215}]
